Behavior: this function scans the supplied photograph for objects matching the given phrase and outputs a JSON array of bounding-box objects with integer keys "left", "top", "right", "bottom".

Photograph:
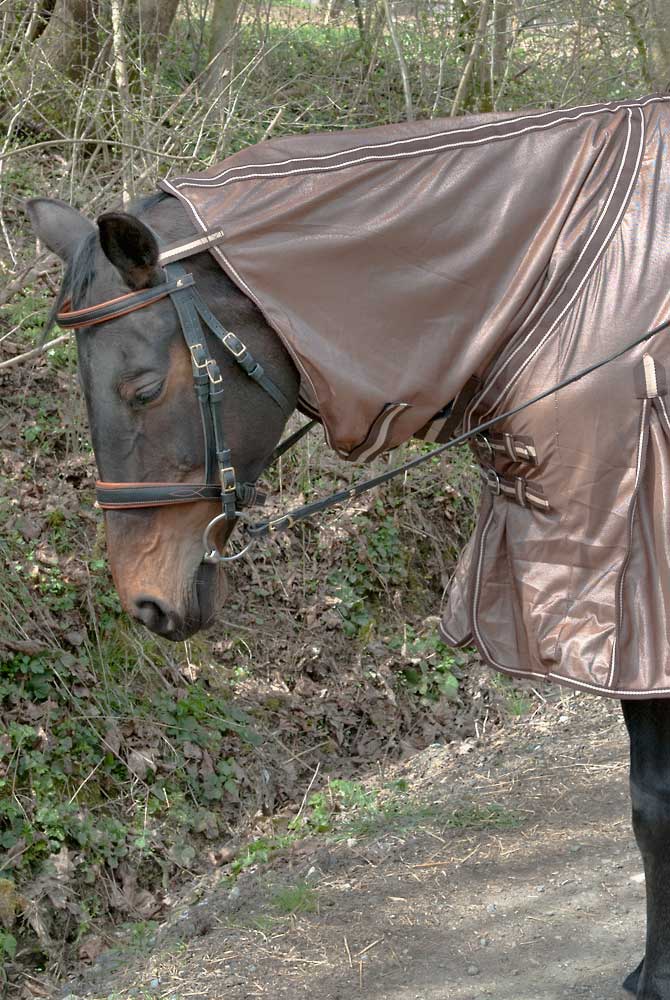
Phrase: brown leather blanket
[{"left": 162, "top": 94, "right": 670, "bottom": 698}]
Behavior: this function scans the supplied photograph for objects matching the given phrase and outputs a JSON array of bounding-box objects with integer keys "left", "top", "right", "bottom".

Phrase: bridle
[
  {"left": 56, "top": 236, "right": 303, "bottom": 563},
  {"left": 55, "top": 231, "right": 670, "bottom": 565}
]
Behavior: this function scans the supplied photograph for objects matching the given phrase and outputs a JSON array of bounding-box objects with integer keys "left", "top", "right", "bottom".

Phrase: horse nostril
[{"left": 132, "top": 595, "right": 178, "bottom": 636}]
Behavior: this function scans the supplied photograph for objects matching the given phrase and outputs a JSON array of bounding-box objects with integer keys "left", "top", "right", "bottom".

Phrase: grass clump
[
  {"left": 446, "top": 803, "right": 522, "bottom": 831},
  {"left": 272, "top": 881, "right": 318, "bottom": 915}
]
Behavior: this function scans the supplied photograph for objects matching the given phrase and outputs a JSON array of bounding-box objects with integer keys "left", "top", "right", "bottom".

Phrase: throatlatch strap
[{"left": 191, "top": 295, "right": 291, "bottom": 415}]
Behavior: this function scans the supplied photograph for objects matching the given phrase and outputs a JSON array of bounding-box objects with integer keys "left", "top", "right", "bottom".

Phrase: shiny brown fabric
[{"left": 162, "top": 94, "right": 670, "bottom": 697}]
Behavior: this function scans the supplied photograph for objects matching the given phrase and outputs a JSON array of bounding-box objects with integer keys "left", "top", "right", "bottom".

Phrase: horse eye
[{"left": 134, "top": 381, "right": 164, "bottom": 405}]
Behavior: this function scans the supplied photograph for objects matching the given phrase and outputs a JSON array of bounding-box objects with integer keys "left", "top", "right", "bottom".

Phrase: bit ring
[{"left": 202, "top": 513, "right": 255, "bottom": 563}]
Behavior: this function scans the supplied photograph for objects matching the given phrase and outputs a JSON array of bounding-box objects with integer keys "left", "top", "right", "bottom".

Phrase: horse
[{"left": 26, "top": 95, "right": 670, "bottom": 998}]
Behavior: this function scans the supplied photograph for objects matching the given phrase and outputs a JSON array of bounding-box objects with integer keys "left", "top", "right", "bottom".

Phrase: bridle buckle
[
  {"left": 189, "top": 343, "right": 208, "bottom": 369},
  {"left": 223, "top": 331, "right": 246, "bottom": 358},
  {"left": 207, "top": 359, "right": 223, "bottom": 384},
  {"left": 221, "top": 466, "right": 236, "bottom": 492}
]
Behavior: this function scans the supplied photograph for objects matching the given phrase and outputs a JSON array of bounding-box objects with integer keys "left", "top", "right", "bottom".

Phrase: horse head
[{"left": 26, "top": 195, "right": 299, "bottom": 640}]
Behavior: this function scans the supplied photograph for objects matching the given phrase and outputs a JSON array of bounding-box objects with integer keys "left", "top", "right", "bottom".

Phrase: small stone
[
  {"left": 486, "top": 902, "right": 497, "bottom": 914},
  {"left": 16, "top": 516, "right": 42, "bottom": 540},
  {"left": 65, "top": 630, "right": 84, "bottom": 647},
  {"left": 466, "top": 964, "right": 481, "bottom": 976},
  {"left": 150, "top": 979, "right": 160, "bottom": 989}
]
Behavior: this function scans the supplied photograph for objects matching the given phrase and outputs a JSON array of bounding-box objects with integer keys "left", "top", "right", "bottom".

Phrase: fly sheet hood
[{"left": 161, "top": 98, "right": 642, "bottom": 459}]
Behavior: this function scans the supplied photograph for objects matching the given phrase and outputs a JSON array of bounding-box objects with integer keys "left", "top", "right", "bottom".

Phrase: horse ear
[
  {"left": 25, "top": 198, "right": 95, "bottom": 261},
  {"left": 97, "top": 212, "right": 161, "bottom": 290}
]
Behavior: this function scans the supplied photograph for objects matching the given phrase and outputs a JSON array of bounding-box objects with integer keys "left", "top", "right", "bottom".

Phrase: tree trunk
[
  {"left": 615, "top": 0, "right": 652, "bottom": 91},
  {"left": 322, "top": 0, "right": 346, "bottom": 23},
  {"left": 491, "top": 0, "right": 509, "bottom": 84},
  {"left": 383, "top": 0, "right": 414, "bottom": 121},
  {"left": 25, "top": 0, "right": 58, "bottom": 44},
  {"left": 136, "top": 0, "right": 180, "bottom": 71},
  {"left": 451, "top": 0, "right": 491, "bottom": 116},
  {"left": 31, "top": 0, "right": 99, "bottom": 81},
  {"left": 204, "top": 0, "right": 241, "bottom": 101},
  {"left": 647, "top": 0, "right": 670, "bottom": 90},
  {"left": 110, "top": 0, "right": 133, "bottom": 207}
]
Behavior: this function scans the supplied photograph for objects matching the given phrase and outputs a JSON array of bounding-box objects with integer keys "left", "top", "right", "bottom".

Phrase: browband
[{"left": 57, "top": 273, "right": 194, "bottom": 329}]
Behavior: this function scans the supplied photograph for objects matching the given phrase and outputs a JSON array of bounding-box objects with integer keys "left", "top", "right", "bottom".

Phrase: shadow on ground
[{"left": 67, "top": 695, "right": 643, "bottom": 1000}]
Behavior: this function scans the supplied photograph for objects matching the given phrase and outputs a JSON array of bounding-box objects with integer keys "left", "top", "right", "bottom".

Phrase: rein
[
  {"left": 56, "top": 242, "right": 670, "bottom": 564},
  {"left": 244, "top": 311, "right": 670, "bottom": 541}
]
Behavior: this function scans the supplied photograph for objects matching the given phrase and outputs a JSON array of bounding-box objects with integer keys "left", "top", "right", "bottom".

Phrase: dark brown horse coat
[{"left": 161, "top": 94, "right": 670, "bottom": 697}]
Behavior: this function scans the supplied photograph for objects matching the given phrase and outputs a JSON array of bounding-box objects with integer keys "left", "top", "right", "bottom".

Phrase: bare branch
[
  {"left": 451, "top": 0, "right": 491, "bottom": 117},
  {"left": 383, "top": 0, "right": 414, "bottom": 122},
  {"left": 0, "top": 334, "right": 72, "bottom": 372}
]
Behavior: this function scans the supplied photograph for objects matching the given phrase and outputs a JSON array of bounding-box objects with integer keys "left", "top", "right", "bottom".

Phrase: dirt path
[{"left": 66, "top": 695, "right": 644, "bottom": 1000}]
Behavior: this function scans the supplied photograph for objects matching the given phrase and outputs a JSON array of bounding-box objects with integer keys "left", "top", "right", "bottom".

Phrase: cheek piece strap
[{"left": 56, "top": 255, "right": 309, "bottom": 563}]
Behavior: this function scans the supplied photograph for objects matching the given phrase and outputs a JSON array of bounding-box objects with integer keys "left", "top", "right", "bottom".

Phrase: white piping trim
[
  {"left": 471, "top": 503, "right": 496, "bottom": 662},
  {"left": 658, "top": 394, "right": 670, "bottom": 432},
  {"left": 172, "top": 95, "right": 670, "bottom": 190},
  {"left": 438, "top": 621, "right": 473, "bottom": 647},
  {"left": 607, "top": 399, "right": 649, "bottom": 688},
  {"left": 171, "top": 106, "right": 646, "bottom": 194},
  {"left": 474, "top": 105, "right": 643, "bottom": 424},
  {"left": 479, "top": 657, "right": 670, "bottom": 698},
  {"left": 158, "top": 229, "right": 225, "bottom": 263},
  {"left": 643, "top": 354, "right": 658, "bottom": 397},
  {"left": 547, "top": 673, "right": 670, "bottom": 697},
  {"left": 353, "top": 403, "right": 410, "bottom": 462}
]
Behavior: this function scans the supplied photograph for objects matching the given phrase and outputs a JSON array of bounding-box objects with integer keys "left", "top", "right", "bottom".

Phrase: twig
[
  {"left": 293, "top": 761, "right": 321, "bottom": 824},
  {"left": 262, "top": 107, "right": 285, "bottom": 142},
  {"left": 0, "top": 257, "right": 50, "bottom": 308},
  {"left": 282, "top": 740, "right": 330, "bottom": 765},
  {"left": 356, "top": 937, "right": 383, "bottom": 957},
  {"left": 0, "top": 333, "right": 71, "bottom": 371},
  {"left": 383, "top": 0, "right": 414, "bottom": 121},
  {"left": 110, "top": 0, "right": 133, "bottom": 208},
  {"left": 69, "top": 757, "right": 105, "bottom": 804},
  {"left": 451, "top": 0, "right": 492, "bottom": 117},
  {"left": 0, "top": 637, "right": 51, "bottom": 655},
  {"left": 0, "top": 137, "right": 199, "bottom": 164},
  {"left": 431, "top": 54, "right": 446, "bottom": 118},
  {"left": 344, "top": 936, "right": 353, "bottom": 969}
]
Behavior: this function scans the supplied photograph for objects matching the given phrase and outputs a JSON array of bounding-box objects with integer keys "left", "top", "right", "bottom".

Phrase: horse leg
[{"left": 622, "top": 699, "right": 670, "bottom": 999}]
